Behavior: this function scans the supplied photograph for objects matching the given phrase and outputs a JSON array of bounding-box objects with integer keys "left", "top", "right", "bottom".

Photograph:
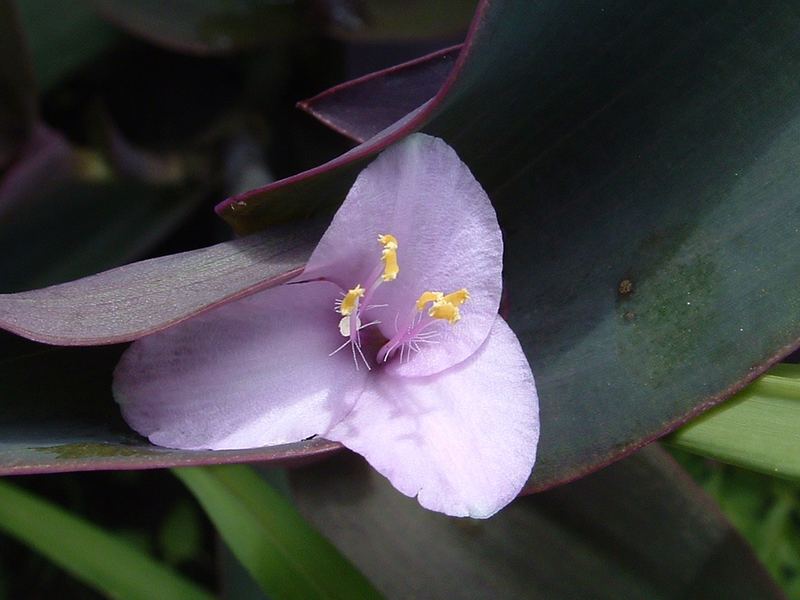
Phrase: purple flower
[{"left": 114, "top": 134, "right": 539, "bottom": 518}]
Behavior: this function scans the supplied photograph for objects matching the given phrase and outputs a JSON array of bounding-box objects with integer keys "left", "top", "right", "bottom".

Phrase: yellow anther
[
  {"left": 415, "top": 291, "right": 443, "bottom": 311},
  {"left": 415, "top": 288, "right": 471, "bottom": 325},
  {"left": 378, "top": 234, "right": 398, "bottom": 249},
  {"left": 443, "top": 288, "right": 470, "bottom": 307},
  {"left": 339, "top": 285, "right": 365, "bottom": 316},
  {"left": 378, "top": 233, "right": 399, "bottom": 281},
  {"left": 381, "top": 247, "right": 399, "bottom": 281},
  {"left": 429, "top": 301, "right": 462, "bottom": 324}
]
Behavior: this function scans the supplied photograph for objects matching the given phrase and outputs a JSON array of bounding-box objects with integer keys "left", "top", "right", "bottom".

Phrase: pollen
[
  {"left": 378, "top": 234, "right": 398, "bottom": 249},
  {"left": 378, "top": 233, "right": 399, "bottom": 281},
  {"left": 415, "top": 288, "right": 471, "bottom": 324},
  {"left": 339, "top": 285, "right": 365, "bottom": 316}
]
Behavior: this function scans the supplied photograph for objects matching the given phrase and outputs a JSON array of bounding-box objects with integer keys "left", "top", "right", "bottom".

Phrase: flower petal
[
  {"left": 324, "top": 316, "right": 538, "bottom": 518},
  {"left": 304, "top": 133, "right": 503, "bottom": 377},
  {"left": 114, "top": 281, "right": 365, "bottom": 450}
]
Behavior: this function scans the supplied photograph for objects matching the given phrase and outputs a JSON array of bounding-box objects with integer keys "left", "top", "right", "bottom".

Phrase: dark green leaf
[
  {"left": 671, "top": 449, "right": 800, "bottom": 593},
  {"left": 159, "top": 500, "right": 203, "bottom": 566},
  {"left": 0, "top": 180, "right": 204, "bottom": 292},
  {"left": 289, "top": 446, "right": 783, "bottom": 599},
  {"left": 17, "top": 0, "right": 119, "bottom": 91}
]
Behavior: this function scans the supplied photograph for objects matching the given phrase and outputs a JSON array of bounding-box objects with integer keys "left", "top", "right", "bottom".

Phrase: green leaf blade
[
  {"left": 174, "top": 465, "right": 381, "bottom": 600},
  {"left": 0, "top": 478, "right": 213, "bottom": 600},
  {"left": 669, "top": 364, "right": 800, "bottom": 480}
]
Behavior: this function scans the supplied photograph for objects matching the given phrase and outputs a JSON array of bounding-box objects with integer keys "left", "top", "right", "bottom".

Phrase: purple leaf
[
  {"left": 0, "top": 221, "right": 320, "bottom": 345},
  {"left": 297, "top": 45, "right": 460, "bottom": 144}
]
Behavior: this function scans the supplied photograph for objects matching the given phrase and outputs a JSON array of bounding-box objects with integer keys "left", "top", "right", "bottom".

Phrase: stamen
[
  {"left": 377, "top": 234, "right": 397, "bottom": 248},
  {"left": 429, "top": 302, "right": 460, "bottom": 324},
  {"left": 415, "top": 291, "right": 442, "bottom": 311},
  {"left": 376, "top": 287, "right": 468, "bottom": 363},
  {"left": 329, "top": 339, "right": 351, "bottom": 357},
  {"left": 354, "top": 341, "right": 371, "bottom": 371},
  {"left": 338, "top": 285, "right": 365, "bottom": 316},
  {"left": 415, "top": 288, "right": 471, "bottom": 324},
  {"left": 443, "top": 288, "right": 470, "bottom": 307},
  {"left": 378, "top": 234, "right": 399, "bottom": 282},
  {"left": 330, "top": 234, "right": 405, "bottom": 370}
]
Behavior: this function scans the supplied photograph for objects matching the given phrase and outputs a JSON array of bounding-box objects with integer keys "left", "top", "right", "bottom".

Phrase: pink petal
[
  {"left": 114, "top": 281, "right": 365, "bottom": 449},
  {"left": 325, "top": 316, "right": 538, "bottom": 518},
  {"left": 304, "top": 133, "right": 503, "bottom": 377}
]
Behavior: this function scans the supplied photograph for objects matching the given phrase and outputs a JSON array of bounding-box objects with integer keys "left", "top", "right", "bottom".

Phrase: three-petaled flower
[{"left": 114, "top": 134, "right": 539, "bottom": 518}]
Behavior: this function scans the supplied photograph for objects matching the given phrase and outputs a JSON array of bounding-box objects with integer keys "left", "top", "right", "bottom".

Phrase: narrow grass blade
[
  {"left": 174, "top": 465, "right": 381, "bottom": 600},
  {"left": 0, "top": 478, "right": 212, "bottom": 600}
]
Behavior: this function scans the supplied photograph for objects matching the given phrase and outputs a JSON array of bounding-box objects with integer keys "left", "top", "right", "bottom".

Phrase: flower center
[
  {"left": 376, "top": 288, "right": 470, "bottom": 364},
  {"left": 330, "top": 234, "right": 469, "bottom": 370}
]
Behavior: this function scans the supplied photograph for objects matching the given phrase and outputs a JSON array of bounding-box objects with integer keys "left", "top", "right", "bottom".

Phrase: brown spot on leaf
[{"left": 618, "top": 279, "right": 634, "bottom": 296}]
